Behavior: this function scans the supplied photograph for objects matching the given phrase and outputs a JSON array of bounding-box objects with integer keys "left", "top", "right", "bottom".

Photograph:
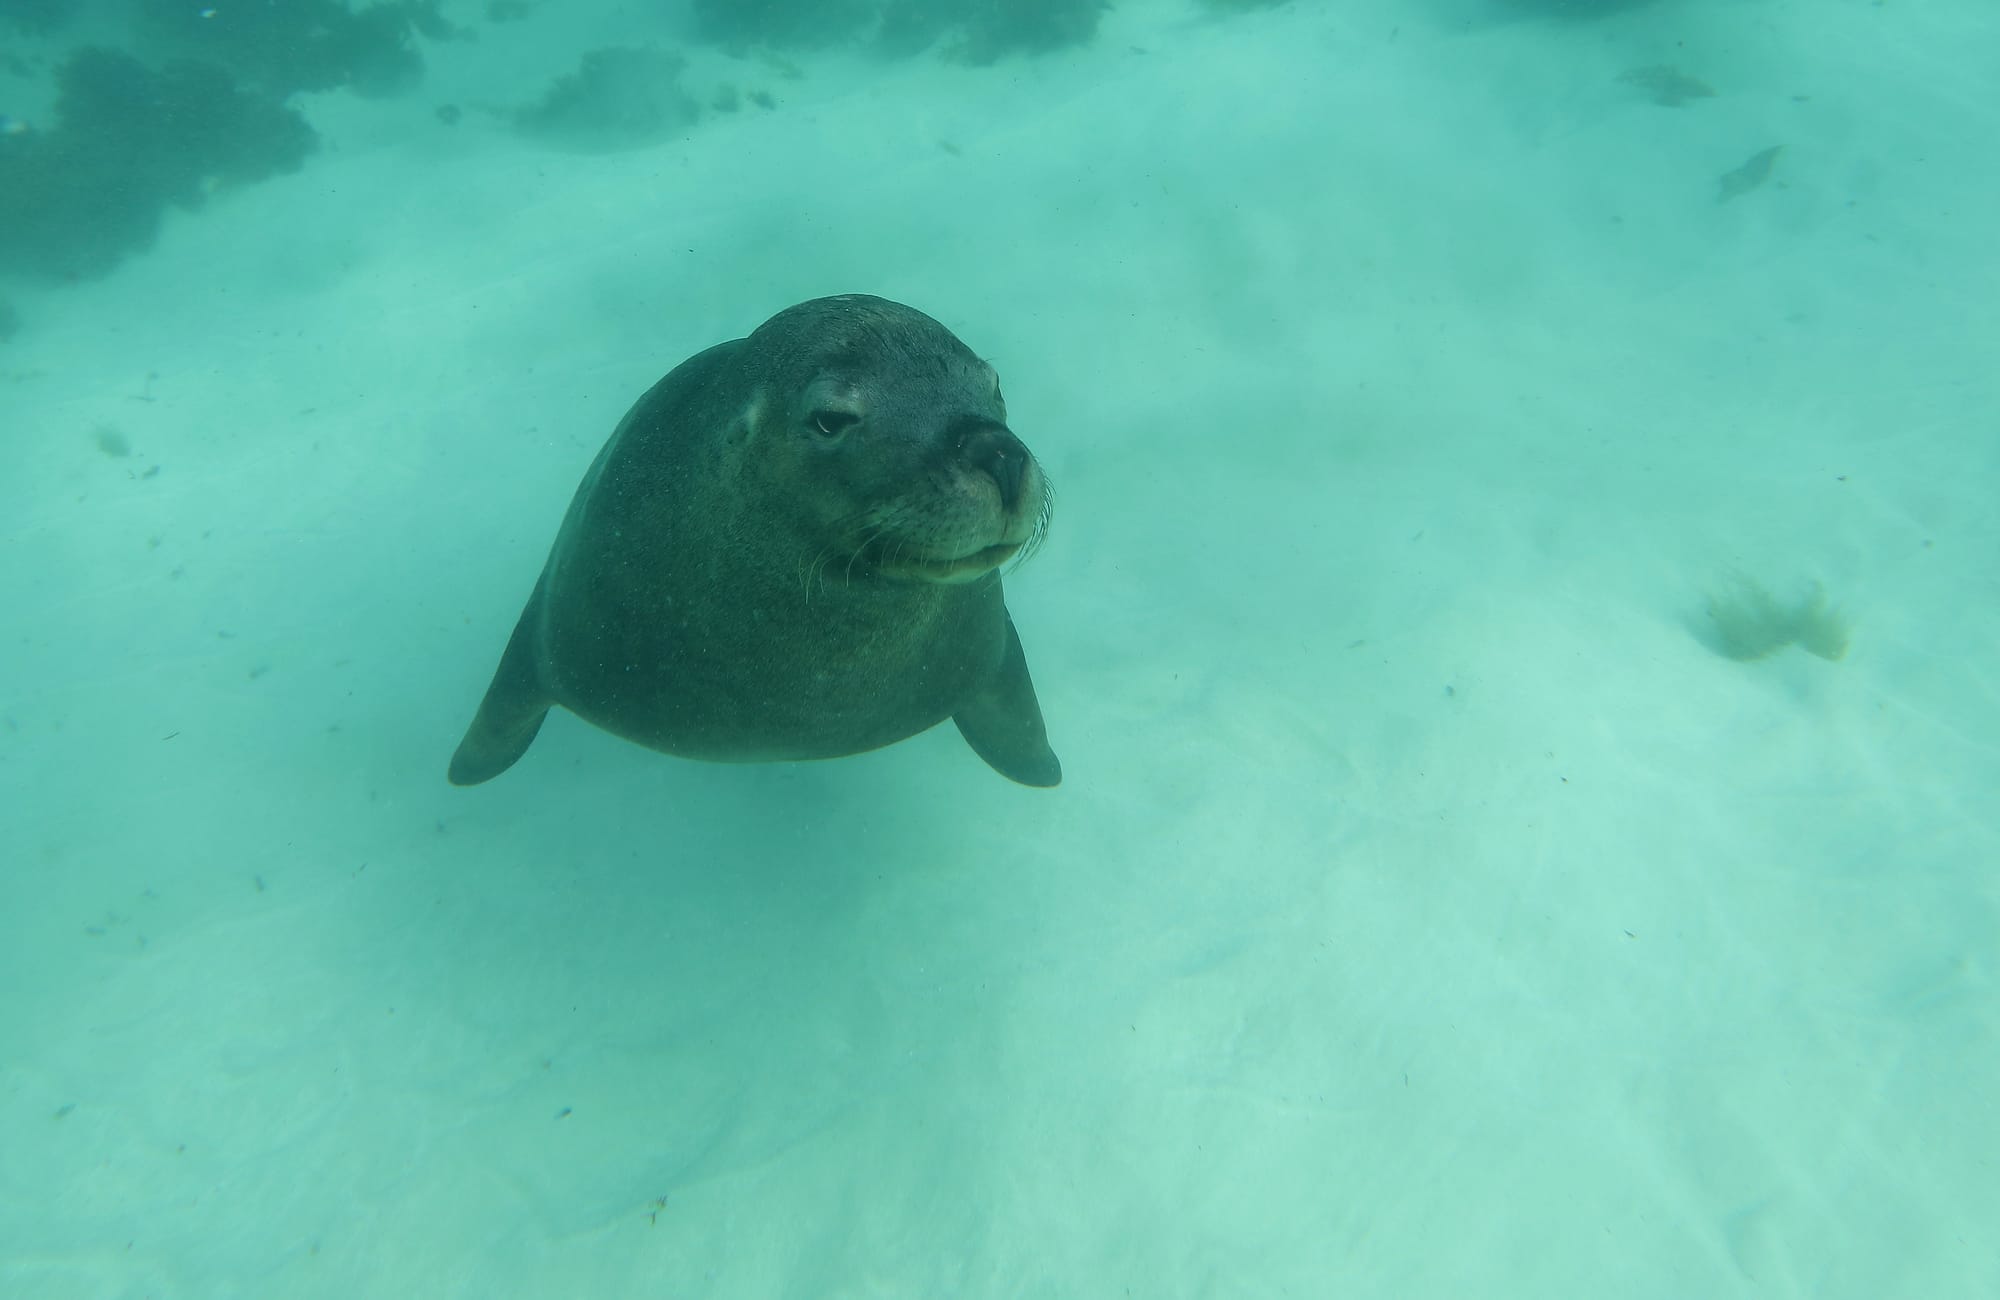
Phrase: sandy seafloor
[{"left": 3, "top": 0, "right": 1997, "bottom": 1295}]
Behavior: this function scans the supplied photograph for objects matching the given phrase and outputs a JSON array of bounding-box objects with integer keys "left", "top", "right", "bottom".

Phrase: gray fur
[{"left": 449, "top": 295, "right": 1060, "bottom": 788}]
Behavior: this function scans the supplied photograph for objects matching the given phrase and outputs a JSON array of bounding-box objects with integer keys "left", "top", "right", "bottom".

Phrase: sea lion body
[{"left": 449, "top": 295, "right": 1060, "bottom": 788}]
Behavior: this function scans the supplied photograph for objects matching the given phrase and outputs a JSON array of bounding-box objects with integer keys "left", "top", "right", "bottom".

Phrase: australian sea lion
[{"left": 448, "top": 294, "right": 1061, "bottom": 788}]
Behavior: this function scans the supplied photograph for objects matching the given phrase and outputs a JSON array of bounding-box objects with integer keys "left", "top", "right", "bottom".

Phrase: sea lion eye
[{"left": 811, "top": 411, "right": 859, "bottom": 437}]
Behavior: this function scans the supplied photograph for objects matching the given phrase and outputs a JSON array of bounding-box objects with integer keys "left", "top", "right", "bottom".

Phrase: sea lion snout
[
  {"left": 853, "top": 435, "right": 1048, "bottom": 585},
  {"left": 953, "top": 417, "right": 1030, "bottom": 512}
]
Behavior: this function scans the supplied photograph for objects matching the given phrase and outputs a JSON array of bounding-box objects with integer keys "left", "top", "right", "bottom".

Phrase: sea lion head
[{"left": 735, "top": 295, "right": 1052, "bottom": 586}]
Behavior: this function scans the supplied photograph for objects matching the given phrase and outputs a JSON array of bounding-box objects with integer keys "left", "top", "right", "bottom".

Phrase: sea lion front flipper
[
  {"left": 448, "top": 593, "right": 552, "bottom": 786},
  {"left": 953, "top": 614, "right": 1061, "bottom": 788}
]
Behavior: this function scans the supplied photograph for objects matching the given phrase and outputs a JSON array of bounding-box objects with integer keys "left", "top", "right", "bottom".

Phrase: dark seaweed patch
[{"left": 0, "top": 48, "right": 315, "bottom": 281}]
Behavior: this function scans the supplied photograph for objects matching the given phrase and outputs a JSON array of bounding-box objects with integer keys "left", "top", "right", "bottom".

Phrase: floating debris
[
  {"left": 1717, "top": 145, "right": 1783, "bottom": 203},
  {"left": 1619, "top": 65, "right": 1717, "bottom": 107}
]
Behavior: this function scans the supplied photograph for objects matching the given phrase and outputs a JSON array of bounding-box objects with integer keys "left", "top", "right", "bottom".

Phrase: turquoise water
[{"left": 3, "top": 1, "right": 1995, "bottom": 1295}]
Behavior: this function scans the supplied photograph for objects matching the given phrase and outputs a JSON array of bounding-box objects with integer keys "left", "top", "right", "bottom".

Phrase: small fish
[{"left": 1717, "top": 145, "right": 1783, "bottom": 202}]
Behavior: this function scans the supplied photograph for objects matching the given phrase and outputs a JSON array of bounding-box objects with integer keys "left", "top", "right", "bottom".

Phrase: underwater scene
[{"left": 2, "top": 0, "right": 1995, "bottom": 1294}]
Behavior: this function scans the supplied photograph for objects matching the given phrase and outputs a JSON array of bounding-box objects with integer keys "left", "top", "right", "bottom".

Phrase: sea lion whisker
[
  {"left": 800, "top": 549, "right": 830, "bottom": 604},
  {"left": 844, "top": 522, "right": 893, "bottom": 582}
]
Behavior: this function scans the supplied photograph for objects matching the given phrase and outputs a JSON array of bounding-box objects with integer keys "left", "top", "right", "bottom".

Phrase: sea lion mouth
[
  {"left": 826, "top": 464, "right": 1052, "bottom": 588},
  {"left": 874, "top": 540, "right": 1022, "bottom": 584}
]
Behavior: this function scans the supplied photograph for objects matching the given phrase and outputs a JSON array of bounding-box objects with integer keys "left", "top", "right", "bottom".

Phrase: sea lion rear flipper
[
  {"left": 448, "top": 594, "right": 552, "bottom": 786},
  {"left": 953, "top": 614, "right": 1061, "bottom": 788}
]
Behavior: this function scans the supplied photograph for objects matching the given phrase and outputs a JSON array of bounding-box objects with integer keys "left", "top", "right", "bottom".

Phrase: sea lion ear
[
  {"left": 953, "top": 612, "right": 1061, "bottom": 787},
  {"left": 723, "top": 392, "right": 766, "bottom": 447}
]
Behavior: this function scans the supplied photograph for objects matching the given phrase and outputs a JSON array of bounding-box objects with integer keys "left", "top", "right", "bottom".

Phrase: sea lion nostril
[{"left": 958, "top": 421, "right": 1026, "bottom": 510}]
